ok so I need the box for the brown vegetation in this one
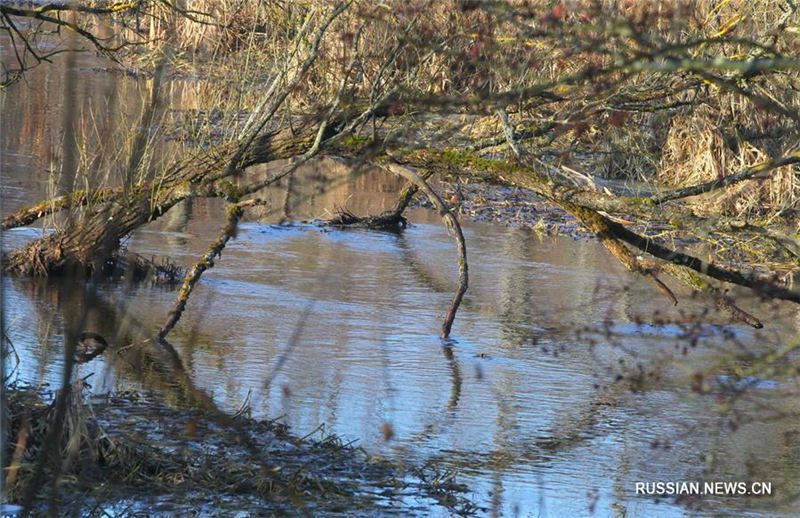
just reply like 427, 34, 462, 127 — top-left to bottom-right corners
3, 0, 800, 511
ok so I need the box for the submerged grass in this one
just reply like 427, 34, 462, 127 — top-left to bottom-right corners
4, 385, 477, 515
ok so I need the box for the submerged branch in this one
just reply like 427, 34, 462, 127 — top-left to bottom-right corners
384, 162, 468, 339
158, 199, 262, 340
325, 170, 433, 229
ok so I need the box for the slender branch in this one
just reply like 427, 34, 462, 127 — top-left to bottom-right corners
384, 162, 468, 339
468, 123, 557, 153
626, 56, 800, 75
158, 199, 262, 340
497, 108, 523, 159
225, 2, 351, 176
695, 70, 800, 122
651, 149, 800, 204
0, 5, 130, 60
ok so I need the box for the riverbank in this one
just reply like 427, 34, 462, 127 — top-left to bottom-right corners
4, 385, 476, 516
412, 176, 800, 279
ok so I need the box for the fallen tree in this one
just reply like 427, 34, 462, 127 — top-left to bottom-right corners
4, 0, 800, 336
7, 4, 800, 514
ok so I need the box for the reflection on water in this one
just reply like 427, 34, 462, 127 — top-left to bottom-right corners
3, 38, 800, 518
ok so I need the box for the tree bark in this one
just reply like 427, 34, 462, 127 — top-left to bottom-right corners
2, 122, 325, 276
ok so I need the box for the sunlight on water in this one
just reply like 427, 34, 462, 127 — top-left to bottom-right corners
4, 36, 800, 517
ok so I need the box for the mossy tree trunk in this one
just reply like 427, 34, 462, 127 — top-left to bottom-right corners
3, 122, 327, 276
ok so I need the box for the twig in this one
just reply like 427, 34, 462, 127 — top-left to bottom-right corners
639, 259, 763, 328
225, 2, 351, 177
497, 108, 523, 159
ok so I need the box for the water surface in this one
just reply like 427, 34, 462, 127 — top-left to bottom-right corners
3, 39, 800, 517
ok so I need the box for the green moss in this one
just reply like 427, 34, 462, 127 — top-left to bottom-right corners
441, 148, 469, 166
439, 148, 516, 175
628, 197, 656, 206
342, 134, 371, 151
214, 180, 238, 201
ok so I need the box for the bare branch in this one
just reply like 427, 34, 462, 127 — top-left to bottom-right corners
651, 149, 800, 204
158, 199, 263, 340
384, 162, 468, 339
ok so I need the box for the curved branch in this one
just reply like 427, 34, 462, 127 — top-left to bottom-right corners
595, 209, 800, 305
384, 162, 468, 339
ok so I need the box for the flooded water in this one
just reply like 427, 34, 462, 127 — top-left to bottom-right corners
4, 38, 800, 517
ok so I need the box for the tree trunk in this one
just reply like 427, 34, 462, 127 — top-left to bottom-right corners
3, 123, 325, 276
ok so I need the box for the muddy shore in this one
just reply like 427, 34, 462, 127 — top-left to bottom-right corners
4, 386, 476, 516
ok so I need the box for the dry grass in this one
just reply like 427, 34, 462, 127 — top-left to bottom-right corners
4, 385, 475, 514
18, 0, 800, 217
660, 98, 800, 216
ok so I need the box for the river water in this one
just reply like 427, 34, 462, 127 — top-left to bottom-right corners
3, 37, 800, 517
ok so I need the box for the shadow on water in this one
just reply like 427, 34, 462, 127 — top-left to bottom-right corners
9, 212, 800, 515
4, 39, 800, 517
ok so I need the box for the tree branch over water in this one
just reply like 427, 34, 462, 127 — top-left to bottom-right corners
3, 0, 800, 331
7, 2, 800, 514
